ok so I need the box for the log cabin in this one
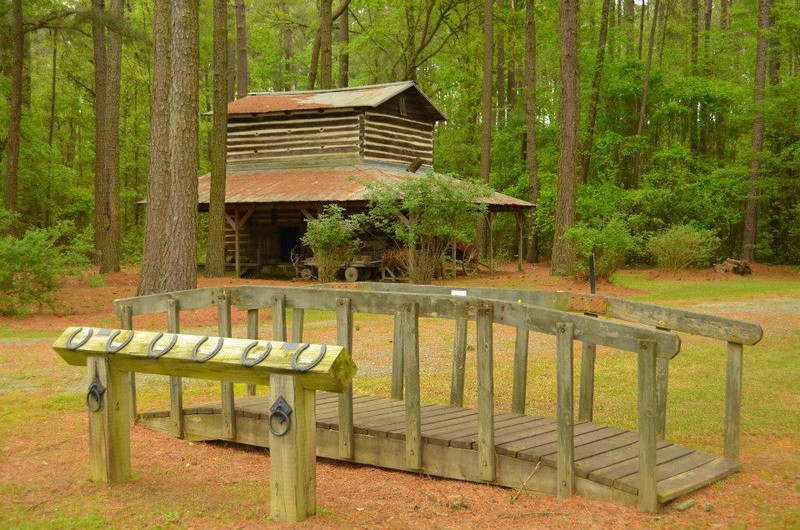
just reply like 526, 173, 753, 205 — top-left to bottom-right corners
196, 81, 533, 277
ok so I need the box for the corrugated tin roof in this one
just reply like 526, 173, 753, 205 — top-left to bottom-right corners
228, 81, 447, 122
197, 163, 532, 212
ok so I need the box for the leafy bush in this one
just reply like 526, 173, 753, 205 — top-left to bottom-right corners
564, 219, 635, 280
301, 205, 361, 283
647, 225, 720, 270
0, 211, 82, 315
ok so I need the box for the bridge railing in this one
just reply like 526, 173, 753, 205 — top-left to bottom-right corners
112, 284, 749, 512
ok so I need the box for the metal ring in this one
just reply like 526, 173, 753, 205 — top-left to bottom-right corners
241, 341, 272, 367
290, 343, 326, 372
268, 409, 291, 437
191, 336, 224, 363
86, 378, 106, 412
147, 332, 178, 358
105, 329, 134, 353
65, 327, 93, 351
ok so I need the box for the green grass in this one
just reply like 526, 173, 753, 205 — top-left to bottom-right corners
612, 271, 800, 303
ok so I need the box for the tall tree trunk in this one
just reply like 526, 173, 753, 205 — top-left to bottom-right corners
338, 5, 349, 87
235, 0, 248, 98
637, 0, 646, 59
524, 0, 539, 263
581, 0, 611, 184
319, 0, 333, 89
496, 13, 506, 124
478, 0, 494, 256
206, 0, 228, 278
139, 0, 171, 295
742, 0, 770, 262
551, 0, 579, 276
4, 0, 23, 218
99, 0, 123, 273
658, 0, 671, 67
690, 0, 700, 152
507, 0, 519, 109
281, 2, 294, 90
720, 0, 729, 30
92, 0, 108, 260
161, 0, 199, 292
624, 0, 635, 55
307, 29, 320, 89
632, 0, 660, 189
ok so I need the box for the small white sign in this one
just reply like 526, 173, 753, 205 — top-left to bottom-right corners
450, 289, 468, 297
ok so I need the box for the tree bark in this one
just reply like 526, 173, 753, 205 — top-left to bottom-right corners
206, 0, 228, 278
4, 0, 23, 217
161, 0, 199, 292
281, 2, 294, 90
632, 0, 660, 189
551, 0, 579, 276
478, 0, 494, 256
139, 0, 171, 295
92, 0, 108, 260
319, 0, 333, 89
742, 0, 770, 262
524, 0, 539, 263
496, 13, 506, 124
338, 5, 349, 87
235, 0, 248, 98
580, 0, 611, 184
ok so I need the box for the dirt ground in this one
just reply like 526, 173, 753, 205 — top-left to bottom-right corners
1, 263, 798, 528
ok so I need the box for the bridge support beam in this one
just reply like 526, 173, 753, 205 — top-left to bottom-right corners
637, 339, 659, 512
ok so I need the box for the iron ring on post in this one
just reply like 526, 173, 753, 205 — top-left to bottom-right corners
66, 327, 93, 351
241, 341, 272, 367
147, 332, 178, 358
290, 344, 326, 372
86, 377, 106, 412
269, 409, 291, 437
105, 329, 134, 353
191, 336, 224, 363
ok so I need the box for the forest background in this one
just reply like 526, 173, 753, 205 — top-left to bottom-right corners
1, 0, 798, 298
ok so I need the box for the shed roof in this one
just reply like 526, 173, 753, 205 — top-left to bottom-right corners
197, 162, 532, 213
228, 81, 447, 122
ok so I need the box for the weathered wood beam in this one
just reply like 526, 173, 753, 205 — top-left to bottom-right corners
403, 302, 422, 470
637, 339, 658, 513
337, 297, 354, 460
556, 322, 575, 498
477, 303, 495, 482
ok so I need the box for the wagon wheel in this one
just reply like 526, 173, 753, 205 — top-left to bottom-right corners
462, 246, 480, 276
299, 267, 315, 281
344, 266, 359, 282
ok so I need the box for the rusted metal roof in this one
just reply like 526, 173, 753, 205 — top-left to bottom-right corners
197, 163, 532, 212
228, 81, 447, 122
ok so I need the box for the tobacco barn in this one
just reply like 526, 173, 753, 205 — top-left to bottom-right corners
197, 81, 533, 277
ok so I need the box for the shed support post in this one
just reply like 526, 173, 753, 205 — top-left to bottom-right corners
514, 210, 524, 272
87, 356, 132, 483
637, 339, 659, 513
268, 373, 316, 522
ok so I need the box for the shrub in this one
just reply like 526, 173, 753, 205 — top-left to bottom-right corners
647, 224, 720, 270
301, 205, 361, 283
0, 211, 77, 315
564, 219, 635, 280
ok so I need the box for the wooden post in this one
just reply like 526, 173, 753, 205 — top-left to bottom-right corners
450, 317, 467, 407
476, 303, 495, 482
218, 291, 236, 440
391, 312, 404, 400
118, 304, 136, 422
246, 308, 258, 396
272, 294, 287, 342
514, 210, 524, 272
637, 338, 659, 513
724, 342, 743, 460
511, 327, 528, 414
486, 212, 496, 275
87, 356, 132, 483
337, 298, 354, 459
403, 302, 422, 470
167, 299, 183, 438
268, 373, 317, 522
292, 308, 305, 342
556, 322, 575, 498
578, 342, 596, 422
656, 356, 669, 440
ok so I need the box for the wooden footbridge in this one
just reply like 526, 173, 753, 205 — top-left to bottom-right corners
110, 283, 761, 513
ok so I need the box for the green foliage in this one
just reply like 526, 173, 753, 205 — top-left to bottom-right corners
647, 225, 720, 270
564, 219, 635, 280
301, 205, 361, 283
366, 172, 490, 284
0, 210, 88, 315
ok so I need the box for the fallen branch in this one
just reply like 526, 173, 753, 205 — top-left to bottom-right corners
511, 461, 541, 503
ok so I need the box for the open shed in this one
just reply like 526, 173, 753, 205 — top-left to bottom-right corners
198, 81, 533, 277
